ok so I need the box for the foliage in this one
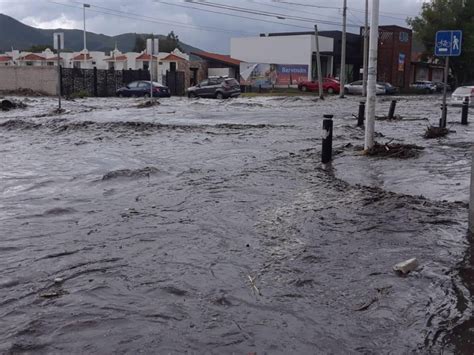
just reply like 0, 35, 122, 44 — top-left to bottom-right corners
160, 31, 182, 52
69, 90, 89, 99
407, 0, 474, 85
25, 44, 54, 53
133, 35, 146, 53
132, 31, 182, 53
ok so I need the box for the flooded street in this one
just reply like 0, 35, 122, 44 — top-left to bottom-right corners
1, 95, 473, 353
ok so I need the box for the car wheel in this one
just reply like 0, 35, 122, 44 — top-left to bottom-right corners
144, 93, 150, 98
188, 92, 196, 98
344, 88, 349, 95
216, 92, 224, 100
117, 93, 124, 98
327, 87, 334, 94
424, 88, 431, 94
301, 86, 308, 92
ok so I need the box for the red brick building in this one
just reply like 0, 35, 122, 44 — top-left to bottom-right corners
377, 25, 412, 89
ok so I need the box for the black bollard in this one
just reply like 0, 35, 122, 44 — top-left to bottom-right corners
357, 101, 365, 127
388, 100, 397, 119
440, 104, 448, 128
322, 114, 334, 164
462, 99, 469, 125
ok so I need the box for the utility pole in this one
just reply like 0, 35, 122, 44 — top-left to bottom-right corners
339, 0, 347, 98
314, 25, 324, 99
364, 0, 379, 151
83, 3, 90, 69
362, 0, 369, 97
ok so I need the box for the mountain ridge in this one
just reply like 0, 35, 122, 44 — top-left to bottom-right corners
0, 13, 202, 54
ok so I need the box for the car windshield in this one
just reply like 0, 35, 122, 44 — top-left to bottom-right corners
453, 87, 472, 95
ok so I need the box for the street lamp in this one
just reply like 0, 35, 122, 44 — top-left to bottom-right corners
83, 3, 90, 69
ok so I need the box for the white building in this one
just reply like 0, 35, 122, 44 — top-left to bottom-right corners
231, 33, 335, 80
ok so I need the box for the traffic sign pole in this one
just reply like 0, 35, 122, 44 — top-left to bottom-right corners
441, 56, 449, 128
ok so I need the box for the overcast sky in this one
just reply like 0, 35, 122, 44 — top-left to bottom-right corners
0, 0, 427, 52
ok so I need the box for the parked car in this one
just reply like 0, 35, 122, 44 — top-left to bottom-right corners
344, 80, 386, 95
187, 77, 241, 99
378, 82, 398, 95
451, 86, 474, 106
116, 81, 170, 98
409, 81, 437, 94
434, 81, 452, 93
297, 78, 341, 94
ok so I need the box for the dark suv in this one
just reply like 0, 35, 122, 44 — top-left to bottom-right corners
187, 77, 241, 99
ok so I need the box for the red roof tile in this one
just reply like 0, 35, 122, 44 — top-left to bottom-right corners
72, 53, 93, 61
104, 55, 128, 61
191, 51, 242, 66
161, 53, 186, 61
19, 53, 46, 61
0, 56, 12, 62
136, 53, 158, 61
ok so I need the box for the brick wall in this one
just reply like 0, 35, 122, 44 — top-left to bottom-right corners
0, 67, 57, 95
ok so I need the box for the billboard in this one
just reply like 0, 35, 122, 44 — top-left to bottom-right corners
398, 53, 406, 72
240, 63, 309, 88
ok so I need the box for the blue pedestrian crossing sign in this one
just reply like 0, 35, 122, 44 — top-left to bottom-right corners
435, 30, 462, 56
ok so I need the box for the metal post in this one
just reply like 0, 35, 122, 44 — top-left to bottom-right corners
322, 114, 334, 164
339, 0, 347, 98
314, 25, 324, 99
358, 101, 365, 126
83, 4, 90, 70
362, 0, 369, 97
441, 57, 449, 128
56, 35, 61, 111
462, 99, 469, 125
364, 0, 379, 150
470, 147, 474, 233
388, 100, 397, 119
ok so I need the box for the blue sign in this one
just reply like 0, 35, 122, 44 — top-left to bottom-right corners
435, 30, 462, 56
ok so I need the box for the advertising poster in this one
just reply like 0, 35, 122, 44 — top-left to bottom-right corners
240, 63, 309, 87
398, 53, 406, 72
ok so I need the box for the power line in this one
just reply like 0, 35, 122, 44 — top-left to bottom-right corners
49, 0, 254, 36
237, 0, 349, 23
173, 0, 361, 28
155, 1, 314, 30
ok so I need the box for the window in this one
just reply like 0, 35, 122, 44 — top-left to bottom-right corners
73, 61, 81, 69
138, 82, 150, 88
128, 82, 139, 88
159, 61, 163, 65
26, 61, 33, 66
143, 61, 149, 70
108, 62, 115, 70
200, 80, 209, 86
92, 61, 96, 65
47, 62, 54, 66
399, 32, 409, 43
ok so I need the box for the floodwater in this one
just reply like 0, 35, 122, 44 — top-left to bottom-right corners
0, 94, 472, 354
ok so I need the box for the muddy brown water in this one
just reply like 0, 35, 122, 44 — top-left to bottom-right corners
0, 95, 473, 353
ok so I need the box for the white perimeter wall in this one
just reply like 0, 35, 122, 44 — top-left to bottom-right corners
0, 67, 57, 95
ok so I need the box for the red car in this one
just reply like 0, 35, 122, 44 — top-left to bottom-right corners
298, 78, 341, 94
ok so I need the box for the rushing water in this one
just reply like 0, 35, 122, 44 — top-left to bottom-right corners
0, 95, 472, 353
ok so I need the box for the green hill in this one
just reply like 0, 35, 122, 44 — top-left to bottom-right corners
0, 13, 201, 54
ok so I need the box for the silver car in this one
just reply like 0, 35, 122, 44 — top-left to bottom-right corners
344, 80, 386, 95
451, 86, 474, 106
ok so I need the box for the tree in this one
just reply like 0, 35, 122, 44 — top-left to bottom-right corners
25, 44, 53, 53
133, 35, 146, 52
408, 0, 474, 85
159, 31, 182, 53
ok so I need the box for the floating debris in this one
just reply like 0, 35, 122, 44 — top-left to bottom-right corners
363, 141, 424, 159
424, 126, 450, 139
